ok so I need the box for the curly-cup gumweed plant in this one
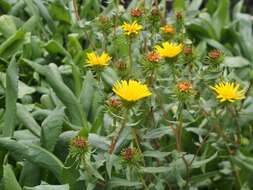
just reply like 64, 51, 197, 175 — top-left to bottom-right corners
0, 0, 253, 189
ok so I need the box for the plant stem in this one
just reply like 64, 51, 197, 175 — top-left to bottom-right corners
72, 0, 80, 21
138, 172, 148, 190
109, 108, 128, 154
128, 38, 133, 76
131, 128, 145, 166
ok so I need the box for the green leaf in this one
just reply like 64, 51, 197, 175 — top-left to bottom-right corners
44, 40, 69, 56
222, 56, 250, 68
0, 138, 64, 182
141, 166, 170, 173
24, 59, 88, 128
212, 0, 230, 39
232, 151, 253, 172
108, 177, 142, 188
173, 0, 185, 11
3, 56, 18, 137
23, 184, 69, 190
19, 161, 40, 187
3, 164, 22, 190
0, 30, 25, 59
79, 71, 95, 118
189, 0, 203, 11
106, 153, 118, 179
143, 127, 173, 139
16, 103, 41, 138
41, 107, 65, 152
0, 15, 17, 38
191, 152, 218, 169
33, 0, 56, 31
49, 3, 71, 24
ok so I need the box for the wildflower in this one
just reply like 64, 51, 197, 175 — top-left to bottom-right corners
146, 51, 160, 63
112, 80, 152, 102
121, 21, 142, 36
155, 42, 183, 58
121, 148, 142, 167
177, 81, 192, 93
131, 8, 142, 17
69, 136, 89, 161
161, 25, 175, 35
86, 52, 111, 67
210, 82, 245, 103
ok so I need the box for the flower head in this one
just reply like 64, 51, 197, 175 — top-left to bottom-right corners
121, 21, 142, 36
113, 80, 152, 102
86, 52, 111, 67
155, 42, 183, 58
210, 82, 245, 103
161, 25, 175, 35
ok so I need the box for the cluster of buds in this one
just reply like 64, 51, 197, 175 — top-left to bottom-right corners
121, 148, 142, 168
69, 136, 89, 162
146, 51, 160, 63
208, 49, 224, 64
131, 8, 142, 18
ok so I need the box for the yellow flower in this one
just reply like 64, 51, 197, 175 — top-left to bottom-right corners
113, 80, 152, 102
161, 25, 175, 35
210, 82, 245, 102
155, 42, 183, 58
86, 52, 111, 67
121, 21, 142, 36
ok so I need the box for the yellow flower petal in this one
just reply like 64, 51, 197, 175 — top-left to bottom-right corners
210, 82, 245, 103
155, 42, 183, 58
112, 80, 152, 102
86, 51, 111, 67
121, 21, 142, 36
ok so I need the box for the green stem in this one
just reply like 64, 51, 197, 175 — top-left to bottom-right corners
109, 108, 128, 154
128, 38, 133, 76
138, 172, 148, 190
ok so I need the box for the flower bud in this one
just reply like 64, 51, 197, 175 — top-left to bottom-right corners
131, 8, 142, 18
184, 47, 193, 56
146, 51, 160, 63
176, 11, 183, 21
69, 136, 89, 161
121, 148, 142, 167
177, 81, 192, 93
99, 15, 109, 25
115, 59, 127, 71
